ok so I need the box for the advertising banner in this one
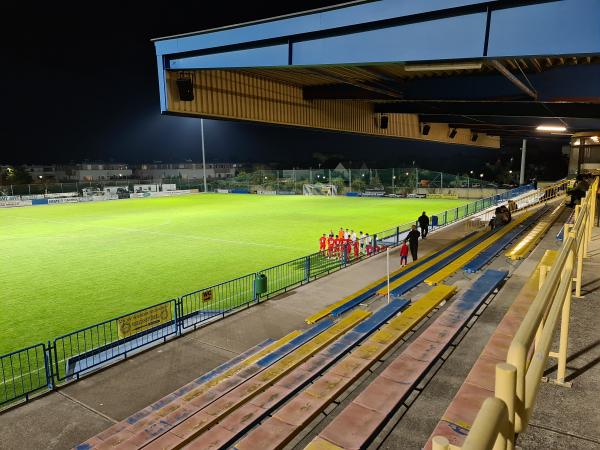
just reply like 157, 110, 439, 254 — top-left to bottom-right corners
117, 303, 173, 339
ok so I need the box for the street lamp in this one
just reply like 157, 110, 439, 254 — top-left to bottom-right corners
480, 173, 484, 178
470, 170, 474, 175
38, 175, 42, 180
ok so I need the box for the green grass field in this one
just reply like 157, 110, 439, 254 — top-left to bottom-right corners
0, 194, 467, 354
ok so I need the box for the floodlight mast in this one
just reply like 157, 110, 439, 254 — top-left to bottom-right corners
201, 118, 208, 193
520, 139, 527, 185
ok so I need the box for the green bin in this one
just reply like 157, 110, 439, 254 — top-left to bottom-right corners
255, 274, 268, 295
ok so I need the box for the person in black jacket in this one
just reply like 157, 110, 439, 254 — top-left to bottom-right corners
417, 211, 430, 239
404, 225, 421, 261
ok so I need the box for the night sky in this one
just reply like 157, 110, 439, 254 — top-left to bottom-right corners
0, 2, 567, 178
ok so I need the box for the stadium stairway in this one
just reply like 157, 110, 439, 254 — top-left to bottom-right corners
424, 252, 557, 449
505, 202, 565, 260
75, 334, 303, 447
207, 285, 456, 450
423, 209, 536, 286
304, 269, 508, 450
77, 309, 377, 449
304, 232, 478, 324
462, 205, 551, 272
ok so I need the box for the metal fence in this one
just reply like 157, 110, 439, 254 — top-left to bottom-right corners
179, 275, 255, 331
0, 344, 49, 406
0, 167, 502, 197
0, 183, 536, 409
52, 299, 178, 381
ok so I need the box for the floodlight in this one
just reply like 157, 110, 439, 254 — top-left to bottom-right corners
536, 125, 567, 132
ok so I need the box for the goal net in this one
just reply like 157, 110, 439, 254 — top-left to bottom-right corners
303, 184, 337, 196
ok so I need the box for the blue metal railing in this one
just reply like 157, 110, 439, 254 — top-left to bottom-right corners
0, 183, 534, 408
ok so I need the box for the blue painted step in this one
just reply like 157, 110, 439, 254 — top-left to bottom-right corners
463, 207, 548, 273
220, 299, 410, 448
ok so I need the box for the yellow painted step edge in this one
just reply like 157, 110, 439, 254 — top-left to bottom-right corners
171, 310, 371, 448
506, 204, 564, 260
305, 236, 469, 324
425, 211, 534, 286
302, 285, 457, 450
181, 330, 302, 402
376, 232, 483, 296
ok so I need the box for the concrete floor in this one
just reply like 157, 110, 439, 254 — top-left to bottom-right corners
2, 210, 599, 450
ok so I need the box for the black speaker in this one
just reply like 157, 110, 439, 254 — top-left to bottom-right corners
380, 115, 389, 129
421, 123, 431, 135
176, 77, 194, 101
448, 128, 457, 139
471, 132, 478, 142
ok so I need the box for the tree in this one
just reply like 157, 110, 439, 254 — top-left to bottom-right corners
3, 166, 32, 185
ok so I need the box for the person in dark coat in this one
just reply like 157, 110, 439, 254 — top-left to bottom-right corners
404, 225, 421, 262
417, 211, 430, 239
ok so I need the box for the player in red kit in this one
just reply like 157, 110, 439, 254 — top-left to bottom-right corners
327, 234, 335, 258
334, 235, 341, 257
319, 234, 327, 254
353, 238, 360, 259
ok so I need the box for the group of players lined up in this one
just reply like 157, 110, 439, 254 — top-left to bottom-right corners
319, 228, 387, 260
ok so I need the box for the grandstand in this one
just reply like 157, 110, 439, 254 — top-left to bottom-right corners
2, 1, 600, 449
3, 176, 598, 450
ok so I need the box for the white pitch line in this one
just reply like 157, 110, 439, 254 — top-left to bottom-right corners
1, 215, 299, 251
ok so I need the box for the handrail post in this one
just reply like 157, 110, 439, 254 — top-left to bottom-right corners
555, 249, 574, 386
431, 436, 450, 450
507, 342, 527, 433
495, 363, 517, 450
535, 265, 548, 351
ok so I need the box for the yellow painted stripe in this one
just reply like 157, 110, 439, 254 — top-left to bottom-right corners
182, 330, 302, 401
171, 310, 371, 447
506, 204, 564, 260
301, 285, 457, 450
376, 232, 484, 296
425, 211, 534, 286
304, 237, 467, 325
304, 437, 344, 450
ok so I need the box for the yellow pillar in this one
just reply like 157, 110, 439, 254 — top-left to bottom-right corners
495, 363, 517, 450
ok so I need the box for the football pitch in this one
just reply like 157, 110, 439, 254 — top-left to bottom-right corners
0, 194, 467, 354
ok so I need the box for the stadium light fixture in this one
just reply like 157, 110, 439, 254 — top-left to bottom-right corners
536, 125, 567, 132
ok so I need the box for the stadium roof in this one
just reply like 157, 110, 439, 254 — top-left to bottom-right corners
153, 0, 600, 147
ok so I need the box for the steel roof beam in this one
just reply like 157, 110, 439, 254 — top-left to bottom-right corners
489, 59, 538, 99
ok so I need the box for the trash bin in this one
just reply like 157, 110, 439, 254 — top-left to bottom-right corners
254, 274, 268, 295
431, 215, 439, 227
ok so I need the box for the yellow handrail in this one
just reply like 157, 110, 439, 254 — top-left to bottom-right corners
438, 176, 598, 450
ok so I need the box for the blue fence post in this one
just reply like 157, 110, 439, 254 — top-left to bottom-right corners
373, 234, 378, 254
45, 341, 54, 390
455, 207, 459, 221
444, 210, 448, 225
395, 227, 399, 246
174, 299, 181, 336
253, 274, 258, 302
304, 256, 310, 282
